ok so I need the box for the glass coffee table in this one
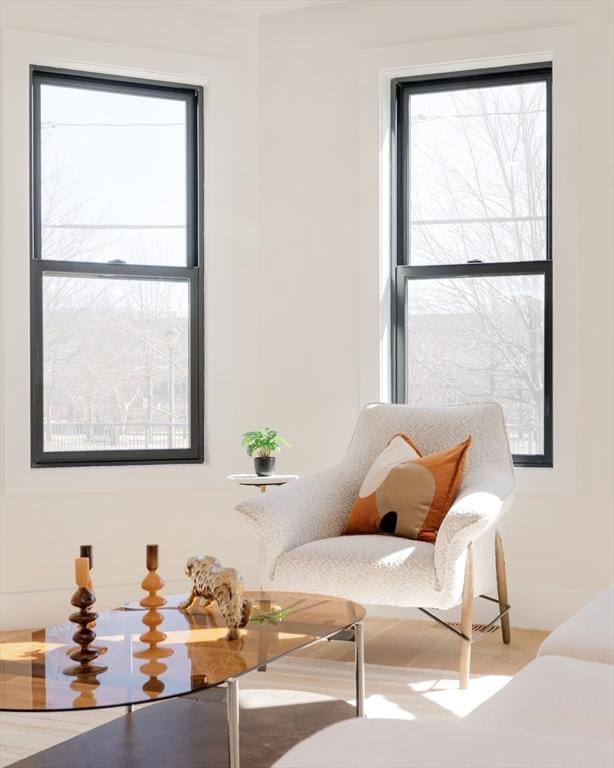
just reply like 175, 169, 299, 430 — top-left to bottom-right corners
0, 591, 365, 768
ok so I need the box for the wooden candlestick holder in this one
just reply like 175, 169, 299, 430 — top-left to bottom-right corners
79, 545, 97, 631
66, 549, 106, 659
139, 545, 166, 614
134, 545, 173, 659
64, 574, 107, 676
80, 545, 93, 573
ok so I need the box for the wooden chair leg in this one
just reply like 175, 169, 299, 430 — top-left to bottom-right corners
495, 531, 511, 645
459, 543, 473, 690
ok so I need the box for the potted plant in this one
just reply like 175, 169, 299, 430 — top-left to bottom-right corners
242, 428, 290, 477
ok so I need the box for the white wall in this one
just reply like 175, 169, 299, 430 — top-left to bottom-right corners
258, 0, 614, 628
0, 1, 263, 629
1, 0, 612, 632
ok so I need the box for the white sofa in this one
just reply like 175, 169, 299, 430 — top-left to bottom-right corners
538, 584, 614, 665
273, 587, 614, 768
274, 718, 613, 768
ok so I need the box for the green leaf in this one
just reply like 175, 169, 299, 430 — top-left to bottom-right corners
241, 427, 291, 456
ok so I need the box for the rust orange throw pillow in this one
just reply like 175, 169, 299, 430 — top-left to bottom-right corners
342, 434, 471, 543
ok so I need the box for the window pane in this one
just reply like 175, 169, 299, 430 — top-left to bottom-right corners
40, 85, 186, 266
405, 274, 545, 455
43, 275, 190, 451
409, 82, 547, 264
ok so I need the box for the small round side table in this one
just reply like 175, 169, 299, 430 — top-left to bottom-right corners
227, 473, 298, 493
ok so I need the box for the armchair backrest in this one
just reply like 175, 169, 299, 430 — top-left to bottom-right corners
343, 402, 514, 498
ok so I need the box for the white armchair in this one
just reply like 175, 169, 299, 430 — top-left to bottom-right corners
237, 403, 515, 687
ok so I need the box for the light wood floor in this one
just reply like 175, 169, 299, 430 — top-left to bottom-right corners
298, 617, 548, 676
0, 619, 547, 767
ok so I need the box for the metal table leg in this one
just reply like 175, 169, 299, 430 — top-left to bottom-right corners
354, 621, 365, 718
126, 703, 134, 714
226, 677, 240, 768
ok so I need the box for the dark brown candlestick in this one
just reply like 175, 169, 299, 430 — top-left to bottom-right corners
146, 544, 159, 571
63, 585, 107, 676
80, 545, 93, 569
77, 549, 96, 631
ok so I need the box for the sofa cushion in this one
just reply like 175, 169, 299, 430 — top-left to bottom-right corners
538, 586, 614, 665
272, 534, 440, 607
273, 718, 613, 768
342, 436, 471, 542
468, 655, 614, 743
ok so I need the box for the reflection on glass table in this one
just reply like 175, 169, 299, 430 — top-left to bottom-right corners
0, 591, 366, 768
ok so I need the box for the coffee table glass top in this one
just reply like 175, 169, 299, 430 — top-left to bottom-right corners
0, 591, 365, 712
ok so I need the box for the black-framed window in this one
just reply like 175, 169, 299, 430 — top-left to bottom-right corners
391, 63, 552, 467
30, 67, 204, 467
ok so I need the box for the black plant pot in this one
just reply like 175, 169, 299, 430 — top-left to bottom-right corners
254, 456, 276, 477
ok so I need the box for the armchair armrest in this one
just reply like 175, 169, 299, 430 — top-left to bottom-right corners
236, 464, 359, 581
434, 479, 513, 595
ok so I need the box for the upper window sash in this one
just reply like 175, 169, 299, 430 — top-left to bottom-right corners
31, 66, 202, 270
392, 63, 552, 270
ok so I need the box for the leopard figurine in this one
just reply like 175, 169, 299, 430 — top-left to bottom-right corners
179, 555, 252, 640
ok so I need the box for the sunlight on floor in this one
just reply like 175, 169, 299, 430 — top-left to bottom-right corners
411, 673, 512, 718
353, 672, 511, 719
241, 658, 513, 723
362, 694, 417, 720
